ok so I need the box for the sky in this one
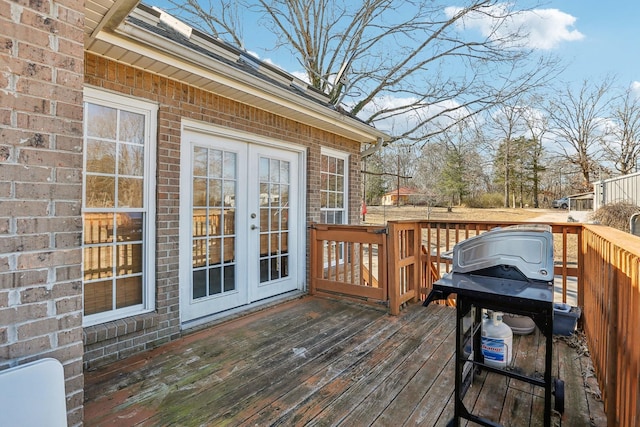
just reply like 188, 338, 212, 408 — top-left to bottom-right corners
536, 1, 639, 91
149, 1, 640, 93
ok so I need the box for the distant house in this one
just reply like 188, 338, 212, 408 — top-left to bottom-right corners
381, 187, 422, 206
1, 0, 388, 423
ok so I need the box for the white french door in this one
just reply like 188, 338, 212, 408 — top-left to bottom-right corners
180, 128, 302, 324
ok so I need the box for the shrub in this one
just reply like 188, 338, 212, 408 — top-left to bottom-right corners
592, 202, 640, 232
466, 193, 504, 208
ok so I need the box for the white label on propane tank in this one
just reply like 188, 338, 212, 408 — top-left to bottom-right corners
482, 337, 508, 363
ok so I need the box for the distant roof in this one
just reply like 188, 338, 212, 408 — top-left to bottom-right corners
383, 187, 421, 197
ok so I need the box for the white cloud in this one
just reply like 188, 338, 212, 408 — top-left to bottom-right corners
631, 81, 640, 97
445, 3, 584, 50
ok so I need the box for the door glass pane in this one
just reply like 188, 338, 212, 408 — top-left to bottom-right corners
258, 156, 290, 283
191, 145, 237, 300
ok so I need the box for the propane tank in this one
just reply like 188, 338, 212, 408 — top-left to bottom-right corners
481, 311, 513, 369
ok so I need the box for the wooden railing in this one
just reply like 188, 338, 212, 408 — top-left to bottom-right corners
581, 224, 640, 427
309, 223, 388, 307
310, 219, 640, 427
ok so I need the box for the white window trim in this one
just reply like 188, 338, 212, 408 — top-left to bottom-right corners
82, 87, 158, 327
320, 147, 349, 225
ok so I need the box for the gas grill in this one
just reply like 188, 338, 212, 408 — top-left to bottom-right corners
425, 224, 563, 427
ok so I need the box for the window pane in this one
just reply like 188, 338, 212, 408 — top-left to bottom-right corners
119, 110, 144, 144
193, 270, 206, 299
118, 177, 143, 208
84, 280, 113, 315
260, 183, 269, 207
86, 140, 116, 173
223, 181, 235, 207
84, 246, 113, 280
193, 147, 207, 176
209, 238, 221, 265
223, 209, 235, 235
270, 159, 280, 182
87, 103, 116, 139
209, 267, 222, 295
117, 213, 143, 242
260, 208, 269, 231
223, 237, 235, 262
193, 209, 207, 237
116, 276, 142, 308
260, 233, 268, 256
280, 161, 290, 184
208, 149, 222, 178
193, 178, 207, 207
281, 255, 289, 278
223, 265, 235, 292
208, 209, 222, 236
86, 175, 115, 208
260, 259, 269, 283
336, 158, 344, 174
208, 179, 222, 207
281, 232, 289, 253
118, 143, 144, 176
223, 152, 236, 179
117, 243, 142, 275
259, 157, 269, 181
84, 213, 114, 244
192, 239, 206, 268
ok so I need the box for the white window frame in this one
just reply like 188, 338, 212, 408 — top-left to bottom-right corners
82, 87, 157, 327
320, 147, 349, 225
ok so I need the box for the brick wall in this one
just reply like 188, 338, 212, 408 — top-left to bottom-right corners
0, 0, 85, 425
83, 53, 363, 368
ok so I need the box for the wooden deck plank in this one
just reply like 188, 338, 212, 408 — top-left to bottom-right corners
83, 297, 606, 427
240, 304, 443, 426
140, 303, 385, 425
335, 308, 454, 426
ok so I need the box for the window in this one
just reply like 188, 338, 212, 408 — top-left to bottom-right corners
320, 148, 349, 224
82, 88, 157, 326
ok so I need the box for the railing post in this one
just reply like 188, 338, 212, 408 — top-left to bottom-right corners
309, 224, 317, 296
387, 222, 400, 315
412, 221, 421, 304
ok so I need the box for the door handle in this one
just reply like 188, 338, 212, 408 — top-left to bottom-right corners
251, 224, 260, 230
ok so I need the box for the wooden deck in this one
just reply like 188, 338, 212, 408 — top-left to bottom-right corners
84, 296, 606, 426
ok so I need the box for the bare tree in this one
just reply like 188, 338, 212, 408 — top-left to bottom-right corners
486, 97, 528, 207
168, 0, 562, 145
546, 79, 614, 188
603, 86, 640, 175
